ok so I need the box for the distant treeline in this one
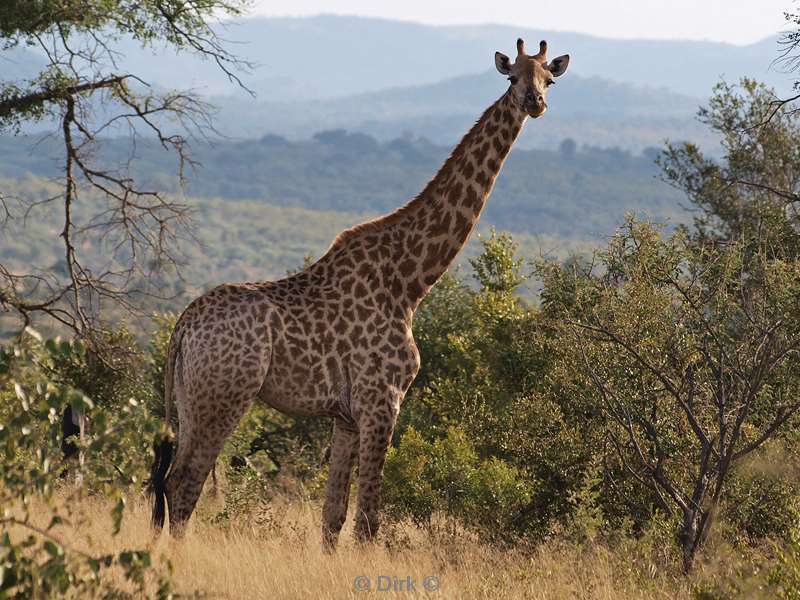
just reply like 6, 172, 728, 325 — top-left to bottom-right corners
0, 131, 684, 239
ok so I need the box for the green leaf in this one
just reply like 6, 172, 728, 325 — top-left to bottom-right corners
88, 558, 100, 574
59, 340, 72, 358
111, 497, 125, 535
45, 338, 58, 354
43, 540, 62, 557
0, 564, 18, 591
69, 390, 94, 413
47, 515, 63, 531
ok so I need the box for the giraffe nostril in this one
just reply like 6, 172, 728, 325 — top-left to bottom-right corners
525, 92, 544, 107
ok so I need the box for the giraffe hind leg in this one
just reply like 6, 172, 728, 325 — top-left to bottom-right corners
164, 309, 273, 535
165, 391, 256, 536
165, 434, 222, 535
322, 420, 359, 551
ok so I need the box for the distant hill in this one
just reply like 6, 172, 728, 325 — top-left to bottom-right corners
96, 15, 792, 100
208, 69, 714, 152
6, 15, 787, 151
0, 175, 588, 299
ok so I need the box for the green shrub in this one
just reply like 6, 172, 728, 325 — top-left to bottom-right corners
383, 427, 531, 539
0, 329, 171, 598
722, 441, 800, 546
768, 534, 800, 599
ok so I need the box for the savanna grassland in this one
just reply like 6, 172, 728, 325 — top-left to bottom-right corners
6, 3, 800, 599
8, 488, 754, 600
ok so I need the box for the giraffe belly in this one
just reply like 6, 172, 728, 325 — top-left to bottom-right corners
256, 371, 344, 419
253, 305, 352, 419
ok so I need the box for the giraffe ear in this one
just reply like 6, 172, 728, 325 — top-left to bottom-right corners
495, 52, 512, 75
547, 54, 570, 77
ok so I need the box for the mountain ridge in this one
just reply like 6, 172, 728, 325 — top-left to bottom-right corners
4, 15, 790, 100
4, 15, 786, 151
207, 68, 714, 152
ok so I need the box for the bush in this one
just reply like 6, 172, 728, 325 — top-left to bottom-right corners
383, 427, 531, 539
0, 329, 171, 598
768, 535, 800, 599
723, 441, 800, 546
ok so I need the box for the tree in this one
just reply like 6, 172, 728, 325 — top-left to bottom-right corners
543, 218, 800, 572
559, 138, 577, 159
396, 232, 594, 538
659, 79, 800, 251
0, 0, 251, 341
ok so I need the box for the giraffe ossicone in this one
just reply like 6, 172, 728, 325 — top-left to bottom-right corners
148, 37, 570, 548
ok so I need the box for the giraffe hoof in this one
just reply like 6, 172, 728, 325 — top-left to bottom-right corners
322, 532, 339, 553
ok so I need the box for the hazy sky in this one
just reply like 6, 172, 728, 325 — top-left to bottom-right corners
251, 0, 793, 45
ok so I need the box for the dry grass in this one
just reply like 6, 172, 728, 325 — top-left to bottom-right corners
8, 488, 710, 600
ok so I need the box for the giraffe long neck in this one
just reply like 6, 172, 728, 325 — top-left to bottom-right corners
392, 90, 528, 311
304, 89, 528, 319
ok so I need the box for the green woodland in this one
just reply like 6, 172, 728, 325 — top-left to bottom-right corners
4, 1, 800, 597
0, 132, 681, 332
0, 131, 682, 238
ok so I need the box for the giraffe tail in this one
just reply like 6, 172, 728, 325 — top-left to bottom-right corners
147, 323, 182, 531
148, 437, 174, 531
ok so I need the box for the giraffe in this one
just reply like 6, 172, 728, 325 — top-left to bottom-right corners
148, 37, 570, 548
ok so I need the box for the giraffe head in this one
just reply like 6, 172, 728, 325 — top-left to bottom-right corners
495, 38, 570, 118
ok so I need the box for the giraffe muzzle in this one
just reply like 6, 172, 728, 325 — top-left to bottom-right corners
524, 93, 547, 118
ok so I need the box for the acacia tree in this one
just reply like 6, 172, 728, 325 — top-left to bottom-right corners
541, 219, 800, 573
0, 0, 252, 340
526, 72, 800, 575
542, 79, 800, 572
659, 79, 800, 250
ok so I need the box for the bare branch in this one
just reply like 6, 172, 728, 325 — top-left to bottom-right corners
0, 76, 129, 116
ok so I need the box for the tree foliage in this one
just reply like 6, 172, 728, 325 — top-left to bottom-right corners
659, 79, 800, 249
0, 0, 250, 342
544, 218, 800, 572
0, 328, 171, 597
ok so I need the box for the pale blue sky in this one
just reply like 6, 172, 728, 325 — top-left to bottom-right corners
251, 0, 793, 45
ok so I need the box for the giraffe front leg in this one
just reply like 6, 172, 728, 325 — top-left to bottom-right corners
322, 419, 359, 551
353, 398, 400, 543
